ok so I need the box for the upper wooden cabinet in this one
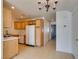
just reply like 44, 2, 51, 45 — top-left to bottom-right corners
28, 20, 36, 25
36, 20, 41, 27
3, 7, 12, 27
14, 20, 36, 30
20, 22, 25, 29
14, 21, 25, 30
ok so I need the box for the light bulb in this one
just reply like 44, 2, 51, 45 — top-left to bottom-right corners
11, 6, 15, 9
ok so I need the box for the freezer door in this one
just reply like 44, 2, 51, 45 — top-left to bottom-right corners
26, 25, 35, 45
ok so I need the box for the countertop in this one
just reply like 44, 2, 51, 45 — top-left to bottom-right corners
3, 36, 19, 41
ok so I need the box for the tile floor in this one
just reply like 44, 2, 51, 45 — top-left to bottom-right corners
12, 39, 74, 59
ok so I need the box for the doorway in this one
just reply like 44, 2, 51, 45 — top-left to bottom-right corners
51, 24, 56, 40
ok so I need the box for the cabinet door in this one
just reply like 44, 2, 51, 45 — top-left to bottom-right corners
36, 20, 43, 47
3, 39, 18, 59
20, 22, 25, 29
3, 8, 12, 27
14, 22, 25, 30
36, 20, 41, 27
14, 22, 21, 29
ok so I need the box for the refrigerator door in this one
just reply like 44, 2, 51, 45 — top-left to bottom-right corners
26, 25, 35, 45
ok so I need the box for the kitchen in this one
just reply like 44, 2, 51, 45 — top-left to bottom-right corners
3, 1, 49, 59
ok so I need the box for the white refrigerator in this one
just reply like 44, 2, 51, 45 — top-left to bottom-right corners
26, 25, 36, 46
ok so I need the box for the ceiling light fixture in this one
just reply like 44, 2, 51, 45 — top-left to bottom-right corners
11, 6, 15, 9
38, 0, 58, 12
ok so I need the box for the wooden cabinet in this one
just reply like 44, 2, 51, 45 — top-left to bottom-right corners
14, 22, 21, 29
14, 21, 25, 30
14, 20, 36, 30
3, 7, 12, 28
36, 20, 41, 27
36, 19, 44, 47
20, 22, 25, 29
27, 20, 36, 25
3, 37, 18, 59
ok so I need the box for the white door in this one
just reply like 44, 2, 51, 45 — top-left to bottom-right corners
56, 11, 72, 53
26, 25, 35, 45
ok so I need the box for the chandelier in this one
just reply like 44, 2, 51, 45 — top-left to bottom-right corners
37, 0, 58, 12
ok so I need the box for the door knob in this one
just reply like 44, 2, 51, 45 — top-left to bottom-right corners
64, 25, 67, 27
75, 39, 78, 41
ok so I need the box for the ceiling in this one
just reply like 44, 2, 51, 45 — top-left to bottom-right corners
4, 0, 77, 21
56, 0, 77, 13
4, 0, 57, 21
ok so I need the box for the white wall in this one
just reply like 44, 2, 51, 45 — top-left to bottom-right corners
72, 6, 78, 59
56, 11, 73, 53
44, 20, 50, 46
49, 23, 51, 40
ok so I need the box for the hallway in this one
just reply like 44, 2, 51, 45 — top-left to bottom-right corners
12, 40, 73, 59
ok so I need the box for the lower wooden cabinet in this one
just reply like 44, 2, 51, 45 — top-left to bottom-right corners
3, 37, 18, 59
